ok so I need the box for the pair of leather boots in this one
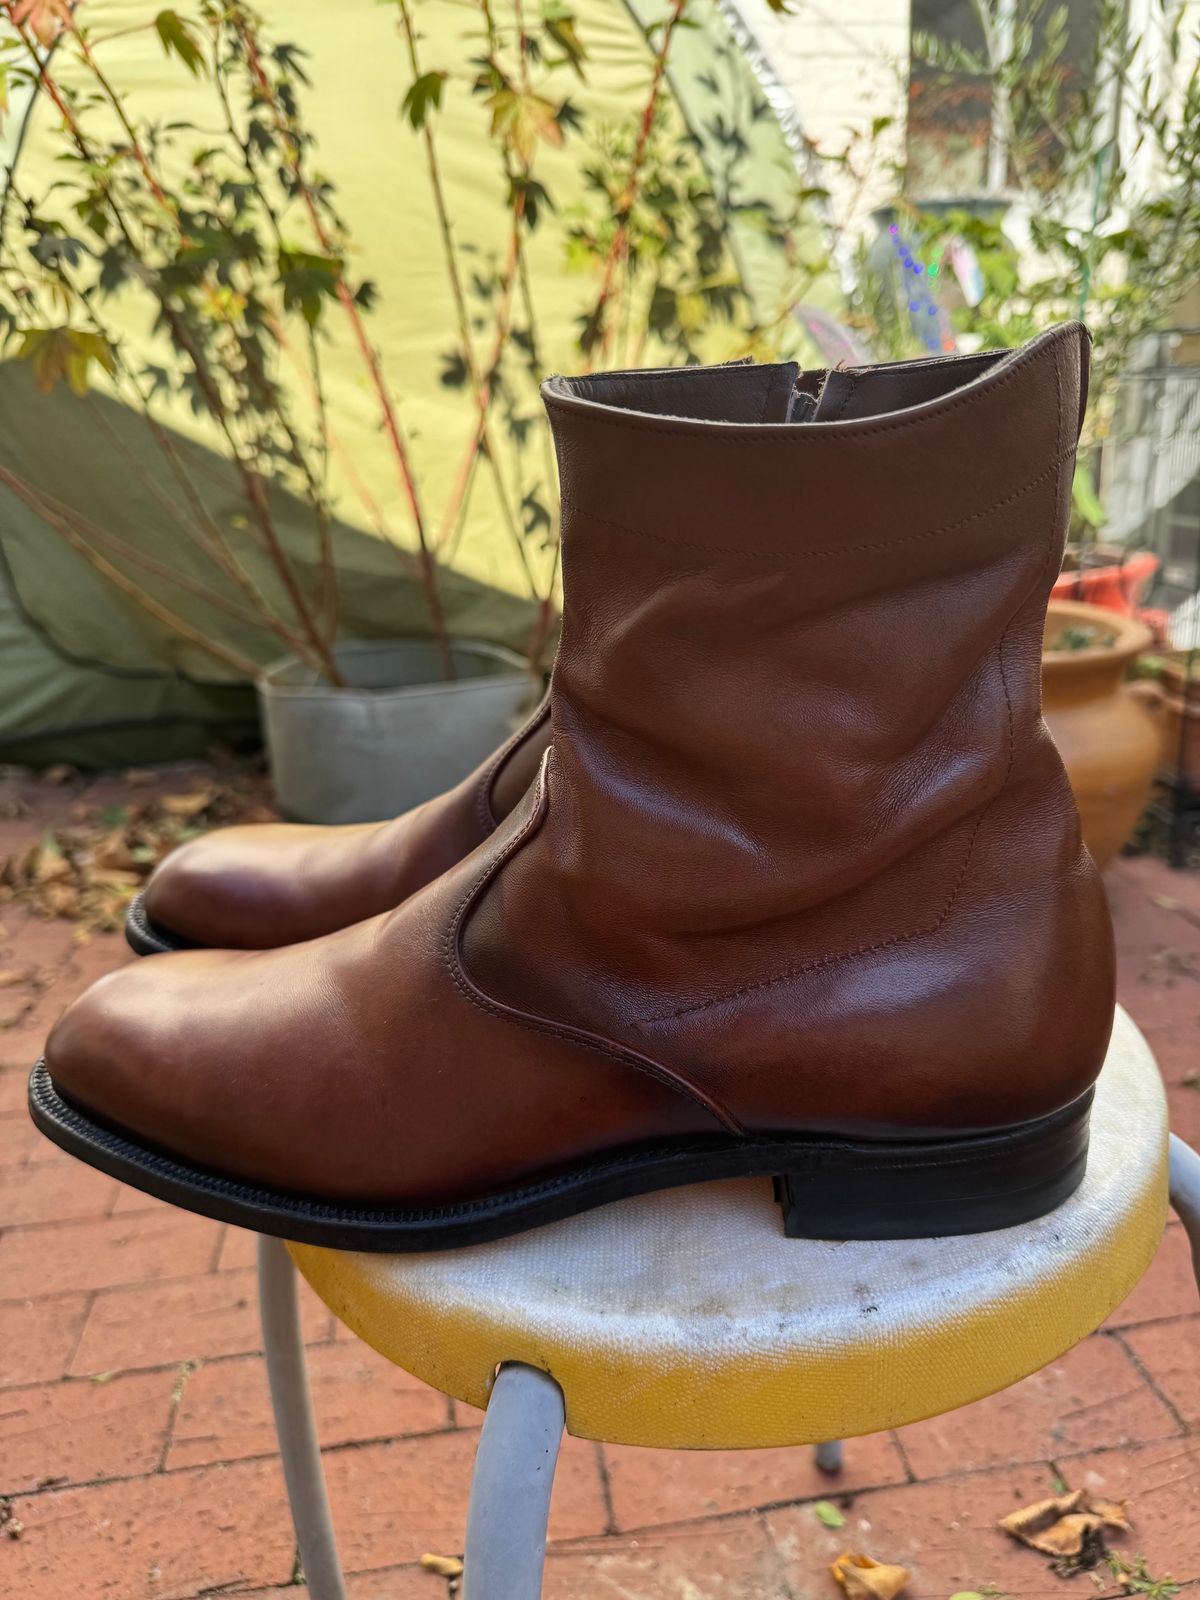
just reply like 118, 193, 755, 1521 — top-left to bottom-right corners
31, 324, 1115, 1250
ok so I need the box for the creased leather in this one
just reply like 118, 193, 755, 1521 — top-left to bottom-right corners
464, 323, 1115, 1135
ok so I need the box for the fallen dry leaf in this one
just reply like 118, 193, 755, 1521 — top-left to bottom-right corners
88, 828, 140, 873
160, 789, 216, 818
0, 774, 277, 935
0, 968, 33, 989
999, 1488, 1129, 1564
831, 1552, 911, 1600
419, 1553, 464, 1577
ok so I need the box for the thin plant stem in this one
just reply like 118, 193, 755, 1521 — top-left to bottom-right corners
231, 7, 454, 678
434, 199, 526, 558
395, 0, 532, 594
7, 12, 346, 682
83, 398, 311, 640
0, 463, 261, 676
582, 0, 686, 371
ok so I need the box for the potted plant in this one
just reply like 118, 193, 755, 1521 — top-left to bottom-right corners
1041, 601, 1163, 868
1134, 651, 1200, 793
0, 0, 824, 818
0, 0, 550, 819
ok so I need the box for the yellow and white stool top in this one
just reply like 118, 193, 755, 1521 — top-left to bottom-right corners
292, 1006, 1169, 1450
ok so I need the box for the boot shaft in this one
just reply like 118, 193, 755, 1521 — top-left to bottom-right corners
538, 327, 1087, 945
462, 326, 1113, 1135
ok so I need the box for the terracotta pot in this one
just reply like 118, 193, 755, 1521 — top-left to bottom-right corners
1150, 656, 1200, 789
1041, 600, 1162, 868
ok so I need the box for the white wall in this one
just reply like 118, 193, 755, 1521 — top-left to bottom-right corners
736, 0, 912, 239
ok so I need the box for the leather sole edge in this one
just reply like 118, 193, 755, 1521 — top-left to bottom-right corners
27, 1061, 1092, 1250
124, 891, 192, 957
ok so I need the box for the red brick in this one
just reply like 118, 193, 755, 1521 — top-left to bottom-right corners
1142, 1026, 1200, 1087
450, 1395, 485, 1429
321, 1431, 608, 1572
897, 1332, 1180, 1478
71, 1266, 334, 1376
602, 1430, 907, 1533
0, 1294, 89, 1388
1119, 1315, 1200, 1430
1119, 964, 1200, 1032
0, 1107, 45, 1167
343, 1570, 457, 1600
1066, 1436, 1200, 1582
543, 1516, 786, 1599
1167, 1080, 1200, 1146
0, 1452, 296, 1599
229, 1569, 438, 1600
1105, 1221, 1199, 1327
767, 1461, 1075, 1599
0, 1160, 118, 1227
0, 1209, 218, 1298
168, 1342, 451, 1469
1110, 856, 1200, 950
109, 1180, 175, 1216
0, 1061, 30, 1117
0, 1368, 176, 1491
216, 1223, 259, 1272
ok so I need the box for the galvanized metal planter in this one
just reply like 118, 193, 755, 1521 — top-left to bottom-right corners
258, 640, 535, 823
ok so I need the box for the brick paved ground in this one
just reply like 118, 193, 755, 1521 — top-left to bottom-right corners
0, 767, 1197, 1599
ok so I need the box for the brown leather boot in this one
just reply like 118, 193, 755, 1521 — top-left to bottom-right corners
32, 325, 1114, 1247
126, 701, 550, 954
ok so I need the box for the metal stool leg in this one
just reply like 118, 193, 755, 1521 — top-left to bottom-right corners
462, 1363, 565, 1600
814, 1440, 844, 1474
1168, 1133, 1200, 1295
257, 1235, 347, 1600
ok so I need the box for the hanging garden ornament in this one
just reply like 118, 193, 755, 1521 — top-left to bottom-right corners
887, 221, 951, 354
948, 237, 986, 308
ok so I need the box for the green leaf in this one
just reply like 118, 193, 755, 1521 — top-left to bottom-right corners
485, 87, 565, 161
154, 10, 207, 78
401, 70, 447, 130
1071, 460, 1106, 528
16, 327, 115, 397
813, 1501, 845, 1529
544, 12, 588, 79
277, 247, 343, 326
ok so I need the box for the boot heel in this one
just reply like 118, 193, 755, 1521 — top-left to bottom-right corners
774, 1091, 1093, 1240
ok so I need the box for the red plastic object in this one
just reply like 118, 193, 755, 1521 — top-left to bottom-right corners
1051, 551, 1159, 616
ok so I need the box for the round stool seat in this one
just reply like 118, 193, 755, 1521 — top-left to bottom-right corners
291, 1006, 1169, 1449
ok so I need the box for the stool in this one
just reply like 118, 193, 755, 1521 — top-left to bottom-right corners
255, 1006, 1200, 1600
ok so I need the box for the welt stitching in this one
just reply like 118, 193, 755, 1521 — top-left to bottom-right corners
640, 385, 1072, 1028
445, 759, 738, 1132
543, 326, 1076, 443
639, 801, 994, 1025
562, 444, 1076, 563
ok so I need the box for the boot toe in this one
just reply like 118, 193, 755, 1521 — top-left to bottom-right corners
143, 829, 305, 949
44, 953, 239, 1167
